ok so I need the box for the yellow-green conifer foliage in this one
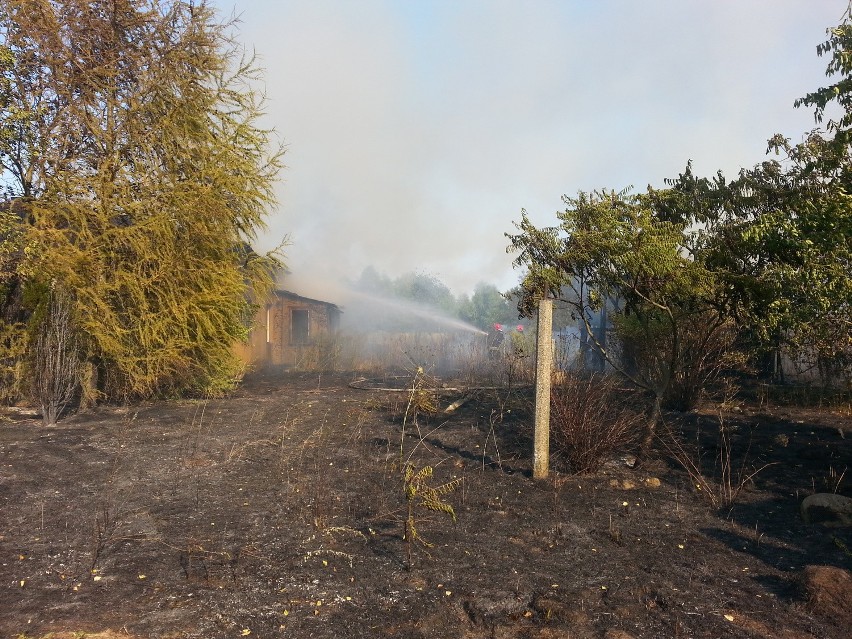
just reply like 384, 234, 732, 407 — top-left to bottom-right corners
0, 0, 282, 400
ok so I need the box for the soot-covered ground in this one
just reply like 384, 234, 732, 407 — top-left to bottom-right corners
0, 371, 850, 638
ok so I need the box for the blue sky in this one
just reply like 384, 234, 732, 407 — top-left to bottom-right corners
211, 0, 847, 299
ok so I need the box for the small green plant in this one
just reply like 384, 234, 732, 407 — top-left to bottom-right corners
402, 462, 460, 569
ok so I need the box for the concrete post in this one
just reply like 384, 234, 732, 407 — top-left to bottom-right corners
533, 295, 553, 479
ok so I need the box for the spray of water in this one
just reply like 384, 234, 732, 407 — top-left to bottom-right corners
342, 289, 487, 335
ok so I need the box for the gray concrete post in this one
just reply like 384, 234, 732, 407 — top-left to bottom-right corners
533, 295, 553, 479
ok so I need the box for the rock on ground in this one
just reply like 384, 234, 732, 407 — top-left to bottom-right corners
798, 564, 852, 625
800, 493, 852, 527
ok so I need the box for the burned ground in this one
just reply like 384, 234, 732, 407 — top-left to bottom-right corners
0, 371, 850, 638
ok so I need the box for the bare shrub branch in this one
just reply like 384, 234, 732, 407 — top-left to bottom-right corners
549, 372, 642, 474
31, 283, 80, 426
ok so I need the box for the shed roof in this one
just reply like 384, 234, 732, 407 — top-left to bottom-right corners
274, 289, 342, 312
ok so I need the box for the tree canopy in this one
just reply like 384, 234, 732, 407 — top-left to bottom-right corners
457, 282, 514, 332
509, 5, 852, 413
0, 0, 283, 405
508, 188, 735, 458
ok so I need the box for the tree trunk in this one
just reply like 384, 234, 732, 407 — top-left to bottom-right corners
42, 402, 58, 427
640, 394, 662, 458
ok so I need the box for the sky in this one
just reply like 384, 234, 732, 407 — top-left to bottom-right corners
211, 0, 847, 300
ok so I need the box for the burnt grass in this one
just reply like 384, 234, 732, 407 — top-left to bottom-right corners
1, 371, 850, 639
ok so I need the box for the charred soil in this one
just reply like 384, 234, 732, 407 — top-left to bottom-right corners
1, 372, 850, 638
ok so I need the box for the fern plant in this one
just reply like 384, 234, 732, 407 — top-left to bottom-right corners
402, 462, 461, 569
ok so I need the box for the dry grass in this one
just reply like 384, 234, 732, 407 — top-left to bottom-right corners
661, 413, 775, 512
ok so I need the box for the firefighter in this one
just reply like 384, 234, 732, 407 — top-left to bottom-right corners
488, 323, 504, 359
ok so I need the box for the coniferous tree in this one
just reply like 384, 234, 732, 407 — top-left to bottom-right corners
0, 0, 283, 404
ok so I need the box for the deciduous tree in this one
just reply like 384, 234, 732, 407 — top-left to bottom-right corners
662, 6, 852, 385
458, 282, 512, 331
507, 189, 734, 453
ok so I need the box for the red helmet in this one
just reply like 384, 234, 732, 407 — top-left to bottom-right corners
516, 325, 524, 332
493, 323, 503, 331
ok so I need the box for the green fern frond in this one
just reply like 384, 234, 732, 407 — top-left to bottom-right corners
403, 461, 433, 483
433, 478, 462, 496
402, 461, 462, 566
420, 498, 457, 521
412, 465, 433, 483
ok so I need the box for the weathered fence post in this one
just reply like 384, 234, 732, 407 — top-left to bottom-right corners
533, 290, 553, 479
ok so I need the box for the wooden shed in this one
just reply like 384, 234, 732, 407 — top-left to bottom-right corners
237, 289, 342, 369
